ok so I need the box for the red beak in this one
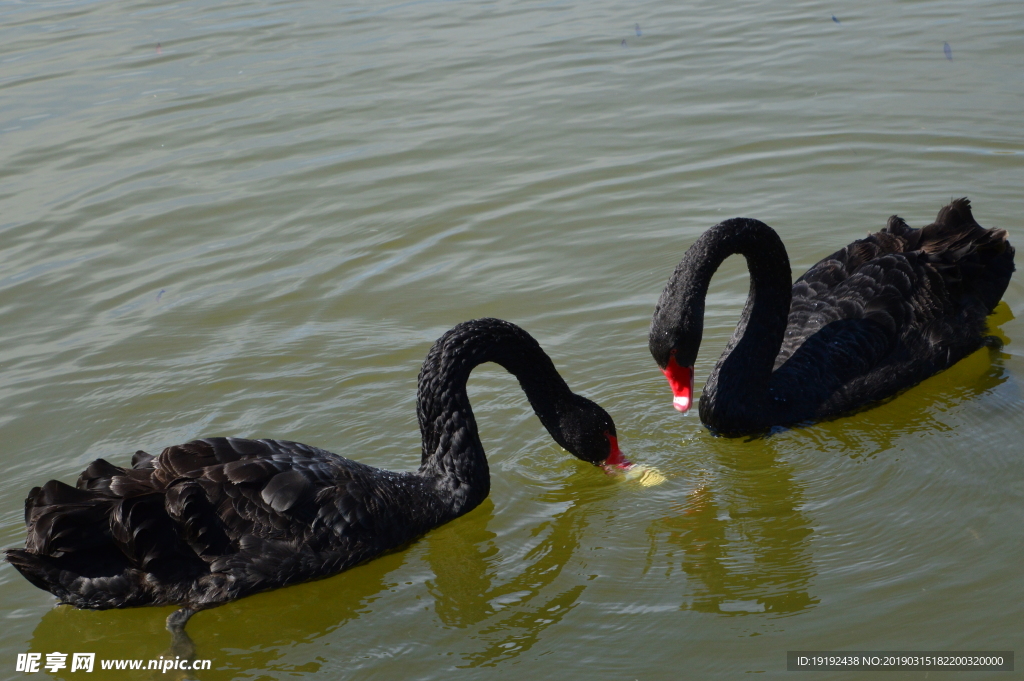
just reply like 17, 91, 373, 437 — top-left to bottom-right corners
662, 356, 694, 413
602, 433, 631, 469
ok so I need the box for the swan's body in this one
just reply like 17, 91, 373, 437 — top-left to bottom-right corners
7, 319, 622, 624
650, 199, 1014, 435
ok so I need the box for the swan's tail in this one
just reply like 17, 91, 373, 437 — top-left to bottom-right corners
886, 198, 1015, 314
5, 461, 209, 609
922, 198, 1014, 313
4, 478, 138, 608
5, 548, 75, 601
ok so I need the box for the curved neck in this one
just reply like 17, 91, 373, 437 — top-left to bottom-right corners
652, 218, 792, 427
415, 318, 575, 516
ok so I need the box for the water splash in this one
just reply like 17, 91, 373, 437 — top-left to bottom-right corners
622, 464, 667, 487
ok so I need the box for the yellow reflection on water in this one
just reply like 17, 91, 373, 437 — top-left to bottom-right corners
28, 549, 409, 680
424, 467, 618, 668
644, 440, 817, 617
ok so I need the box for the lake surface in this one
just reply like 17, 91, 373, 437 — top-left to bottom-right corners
2, 0, 1022, 678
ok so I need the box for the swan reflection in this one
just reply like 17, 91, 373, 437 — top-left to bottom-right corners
645, 442, 817, 616
425, 466, 615, 667
27, 549, 407, 680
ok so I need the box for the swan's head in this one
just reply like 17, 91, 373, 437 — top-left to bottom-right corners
650, 289, 701, 415
555, 396, 628, 469
649, 336, 696, 414
662, 352, 694, 413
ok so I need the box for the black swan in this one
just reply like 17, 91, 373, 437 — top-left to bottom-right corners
649, 198, 1015, 435
6, 318, 625, 632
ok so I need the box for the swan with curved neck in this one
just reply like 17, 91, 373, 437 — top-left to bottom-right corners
650, 199, 1014, 435
6, 318, 624, 632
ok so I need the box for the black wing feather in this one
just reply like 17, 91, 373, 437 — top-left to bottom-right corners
772, 198, 1013, 416
5, 437, 436, 609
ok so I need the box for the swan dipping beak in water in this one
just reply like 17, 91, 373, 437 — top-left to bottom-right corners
5, 318, 624, 636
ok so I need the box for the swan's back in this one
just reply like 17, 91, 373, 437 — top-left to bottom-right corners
7, 437, 435, 611
771, 198, 1014, 414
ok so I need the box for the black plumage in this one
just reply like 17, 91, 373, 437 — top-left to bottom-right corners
649, 198, 1015, 435
6, 318, 621, 629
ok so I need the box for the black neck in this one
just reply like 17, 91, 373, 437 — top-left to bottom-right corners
652, 218, 792, 427
415, 318, 576, 516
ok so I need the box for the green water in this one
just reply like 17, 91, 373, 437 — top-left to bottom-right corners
2, 0, 1022, 678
